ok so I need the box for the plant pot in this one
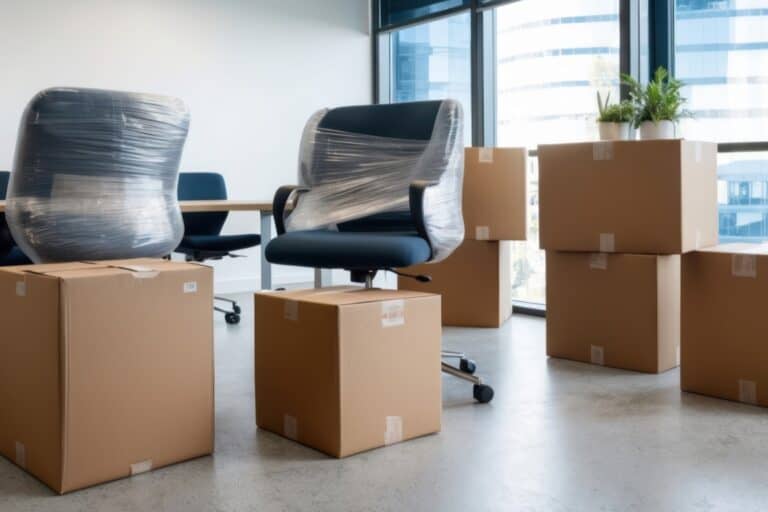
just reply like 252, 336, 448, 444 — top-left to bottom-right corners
638, 120, 676, 140
598, 122, 632, 141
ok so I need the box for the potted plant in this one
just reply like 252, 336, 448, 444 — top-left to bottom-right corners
596, 91, 634, 140
622, 67, 689, 140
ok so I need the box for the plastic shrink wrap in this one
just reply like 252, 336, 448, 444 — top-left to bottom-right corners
6, 87, 189, 263
285, 99, 464, 262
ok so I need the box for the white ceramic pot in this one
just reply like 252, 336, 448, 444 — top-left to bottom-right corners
598, 122, 632, 141
638, 120, 676, 140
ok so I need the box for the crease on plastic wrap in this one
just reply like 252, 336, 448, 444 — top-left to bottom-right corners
284, 100, 465, 262
6, 87, 190, 263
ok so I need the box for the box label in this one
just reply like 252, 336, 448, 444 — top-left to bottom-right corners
15, 281, 26, 297
739, 380, 757, 405
732, 254, 757, 278
592, 142, 614, 161
283, 415, 298, 440
475, 226, 490, 240
15, 442, 26, 469
384, 416, 403, 446
478, 148, 494, 163
589, 253, 608, 270
183, 281, 198, 294
381, 300, 405, 328
284, 300, 299, 321
599, 233, 615, 253
590, 345, 605, 366
130, 459, 153, 476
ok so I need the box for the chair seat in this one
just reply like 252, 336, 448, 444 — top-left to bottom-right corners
266, 230, 431, 270
177, 234, 261, 253
0, 247, 32, 266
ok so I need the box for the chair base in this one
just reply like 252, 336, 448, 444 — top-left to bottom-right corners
442, 350, 494, 403
215, 296, 241, 324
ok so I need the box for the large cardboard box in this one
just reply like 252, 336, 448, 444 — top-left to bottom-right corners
0, 259, 214, 494
538, 140, 718, 254
546, 251, 680, 373
254, 287, 441, 457
398, 240, 512, 327
682, 244, 768, 406
463, 147, 527, 241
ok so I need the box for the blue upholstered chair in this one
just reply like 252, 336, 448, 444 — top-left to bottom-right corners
176, 172, 261, 324
0, 171, 32, 266
266, 100, 494, 403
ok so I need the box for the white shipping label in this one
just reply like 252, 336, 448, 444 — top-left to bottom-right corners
739, 380, 758, 405
284, 300, 299, 321
183, 281, 198, 294
15, 442, 26, 468
384, 416, 403, 446
15, 282, 26, 297
599, 233, 615, 253
475, 226, 490, 240
589, 253, 608, 270
130, 459, 153, 476
381, 300, 405, 328
590, 345, 605, 366
592, 142, 614, 161
284, 415, 298, 440
732, 254, 757, 278
478, 148, 494, 163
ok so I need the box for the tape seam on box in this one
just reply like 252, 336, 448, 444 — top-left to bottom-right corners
130, 459, 153, 476
590, 345, 605, 366
592, 142, 614, 161
381, 300, 405, 328
384, 416, 403, 446
731, 254, 757, 278
16, 281, 26, 297
589, 253, 608, 270
284, 300, 299, 321
739, 379, 757, 405
15, 441, 26, 469
599, 233, 615, 253
478, 148, 494, 163
284, 414, 298, 440
475, 226, 490, 240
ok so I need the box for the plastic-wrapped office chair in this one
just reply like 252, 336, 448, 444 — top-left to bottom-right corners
176, 172, 261, 324
0, 171, 32, 266
266, 100, 494, 403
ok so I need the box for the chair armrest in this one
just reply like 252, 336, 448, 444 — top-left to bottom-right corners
408, 180, 439, 253
273, 185, 309, 235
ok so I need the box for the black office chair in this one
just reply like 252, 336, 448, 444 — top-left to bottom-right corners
176, 172, 261, 325
266, 100, 494, 403
0, 171, 32, 266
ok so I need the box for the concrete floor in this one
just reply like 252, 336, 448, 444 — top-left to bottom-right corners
3, 294, 768, 511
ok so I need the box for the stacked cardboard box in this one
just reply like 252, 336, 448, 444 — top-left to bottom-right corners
399, 147, 527, 327
539, 140, 718, 373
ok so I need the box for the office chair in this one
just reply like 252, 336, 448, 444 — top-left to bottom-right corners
266, 100, 494, 403
176, 172, 261, 325
0, 171, 31, 266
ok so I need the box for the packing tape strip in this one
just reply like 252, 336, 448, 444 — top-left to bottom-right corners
475, 226, 490, 240
381, 300, 405, 328
283, 414, 298, 440
599, 233, 615, 253
15, 441, 26, 469
284, 300, 299, 321
590, 345, 605, 366
589, 253, 608, 270
738, 379, 757, 405
478, 147, 494, 163
16, 281, 26, 297
130, 459, 153, 476
731, 254, 757, 278
592, 142, 614, 161
384, 416, 403, 446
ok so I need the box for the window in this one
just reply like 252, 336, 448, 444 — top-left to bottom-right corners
379, 0, 471, 28
675, 0, 768, 242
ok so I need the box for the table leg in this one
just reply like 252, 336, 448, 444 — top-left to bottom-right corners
260, 211, 273, 290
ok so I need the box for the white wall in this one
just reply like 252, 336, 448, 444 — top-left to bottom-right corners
0, 0, 371, 291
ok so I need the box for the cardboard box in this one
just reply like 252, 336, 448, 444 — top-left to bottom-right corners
463, 147, 527, 241
0, 259, 214, 494
682, 244, 768, 406
254, 287, 441, 457
546, 251, 680, 373
398, 240, 512, 327
538, 140, 718, 254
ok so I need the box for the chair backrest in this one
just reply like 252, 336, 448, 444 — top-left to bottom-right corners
177, 172, 228, 236
6, 87, 190, 263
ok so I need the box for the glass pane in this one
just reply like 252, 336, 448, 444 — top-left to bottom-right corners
718, 152, 768, 242
492, 0, 622, 305
380, 0, 470, 28
674, 1, 768, 143
388, 13, 472, 144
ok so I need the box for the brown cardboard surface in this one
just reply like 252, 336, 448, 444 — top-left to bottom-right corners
546, 251, 680, 373
538, 140, 718, 254
0, 259, 214, 494
682, 247, 768, 406
398, 240, 512, 327
254, 288, 442, 457
464, 147, 527, 241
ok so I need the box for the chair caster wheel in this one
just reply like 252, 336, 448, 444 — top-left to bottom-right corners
225, 313, 240, 325
233, 304, 242, 315
473, 384, 494, 403
459, 358, 476, 374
